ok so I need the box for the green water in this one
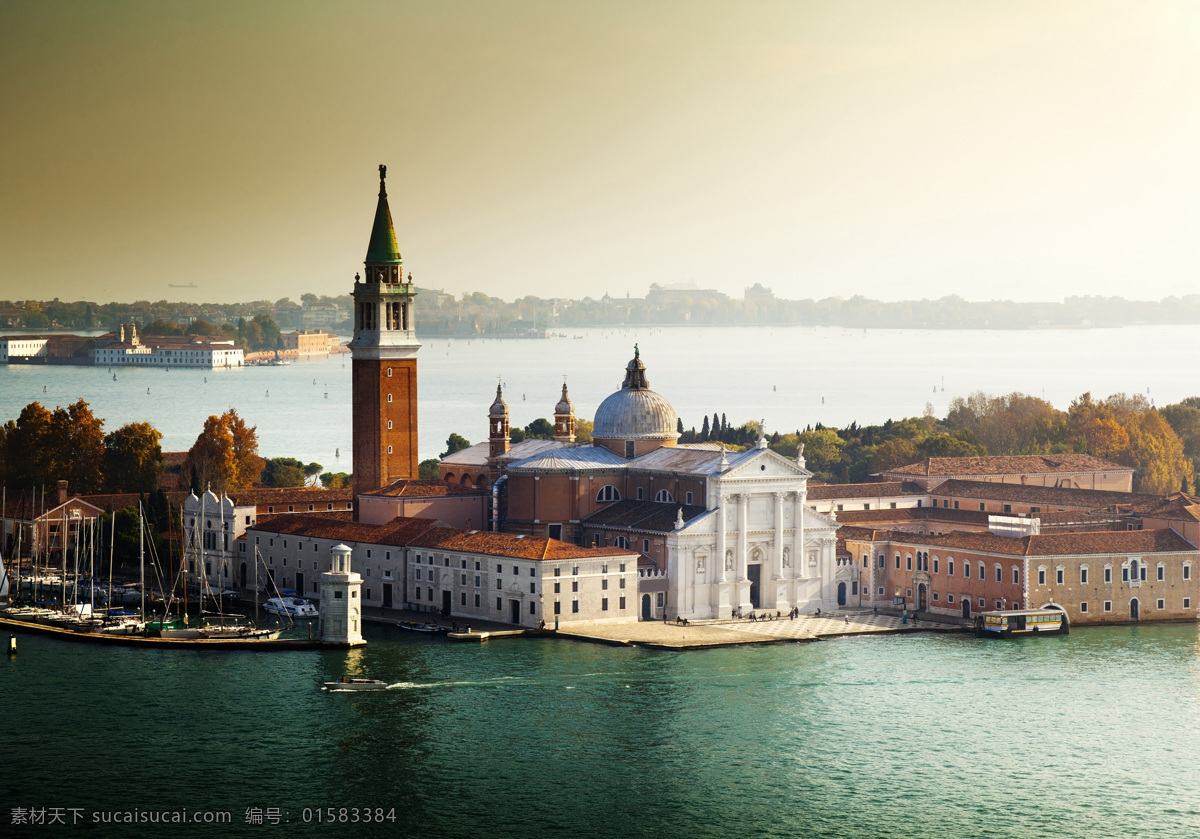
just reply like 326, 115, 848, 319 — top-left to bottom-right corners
2, 624, 1198, 838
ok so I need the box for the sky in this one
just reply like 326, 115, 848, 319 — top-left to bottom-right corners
3, 0, 1200, 305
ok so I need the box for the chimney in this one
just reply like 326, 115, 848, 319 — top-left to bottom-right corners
56, 479, 68, 505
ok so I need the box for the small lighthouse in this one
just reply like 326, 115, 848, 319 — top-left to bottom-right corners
319, 544, 366, 646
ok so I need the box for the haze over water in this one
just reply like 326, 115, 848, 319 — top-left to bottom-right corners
1, 325, 1196, 466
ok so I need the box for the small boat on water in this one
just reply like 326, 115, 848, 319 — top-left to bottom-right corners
324, 678, 388, 691
396, 620, 448, 634
974, 608, 1069, 638
264, 596, 319, 619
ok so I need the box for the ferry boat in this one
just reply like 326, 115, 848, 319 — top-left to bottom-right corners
974, 609, 1069, 638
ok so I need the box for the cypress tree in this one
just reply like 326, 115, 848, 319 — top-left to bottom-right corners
701, 415, 710, 440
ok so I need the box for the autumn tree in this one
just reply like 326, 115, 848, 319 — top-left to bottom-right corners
1160, 401, 1200, 481
1125, 410, 1193, 494
181, 409, 263, 494
54, 399, 106, 494
104, 422, 164, 492
0, 402, 56, 490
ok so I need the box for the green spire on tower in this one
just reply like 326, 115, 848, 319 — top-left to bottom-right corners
365, 164, 402, 265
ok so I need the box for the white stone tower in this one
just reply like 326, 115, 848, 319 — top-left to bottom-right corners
319, 544, 365, 646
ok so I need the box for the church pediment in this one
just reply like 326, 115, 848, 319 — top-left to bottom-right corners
721, 448, 812, 480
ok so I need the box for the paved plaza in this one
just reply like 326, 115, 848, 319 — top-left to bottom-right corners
557, 610, 964, 649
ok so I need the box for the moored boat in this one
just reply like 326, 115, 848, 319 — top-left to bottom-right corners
396, 620, 448, 634
974, 608, 1069, 638
264, 596, 319, 619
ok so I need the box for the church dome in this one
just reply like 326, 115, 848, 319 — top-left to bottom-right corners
592, 349, 679, 442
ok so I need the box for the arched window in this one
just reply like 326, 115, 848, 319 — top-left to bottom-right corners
655, 490, 673, 503
444, 473, 455, 484
613, 536, 630, 549
596, 485, 621, 502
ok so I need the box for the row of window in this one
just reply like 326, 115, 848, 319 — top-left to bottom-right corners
595, 486, 694, 505
880, 553, 1022, 585
1036, 561, 1191, 586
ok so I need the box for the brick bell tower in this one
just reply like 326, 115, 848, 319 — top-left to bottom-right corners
350, 164, 420, 511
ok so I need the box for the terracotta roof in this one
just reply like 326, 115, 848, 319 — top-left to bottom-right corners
929, 479, 1149, 509
877, 527, 1196, 557
884, 455, 1130, 478
363, 479, 486, 498
249, 514, 434, 545
225, 487, 353, 507
408, 527, 638, 561
1130, 492, 1200, 522
1024, 529, 1195, 557
833, 507, 991, 526
581, 500, 707, 533
77, 491, 189, 511
808, 481, 926, 500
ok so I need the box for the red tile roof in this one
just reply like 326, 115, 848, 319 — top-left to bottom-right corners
228, 487, 353, 507
884, 455, 1130, 478
929, 479, 1149, 509
362, 479, 486, 498
248, 514, 435, 546
871, 527, 1196, 557
408, 527, 638, 561
833, 507, 991, 526
807, 481, 925, 500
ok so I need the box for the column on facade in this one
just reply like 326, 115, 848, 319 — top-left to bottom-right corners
715, 498, 727, 584
772, 492, 784, 580
793, 492, 805, 578
736, 494, 749, 582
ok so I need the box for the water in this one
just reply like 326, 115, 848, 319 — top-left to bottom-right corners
2, 324, 1198, 465
2, 623, 1198, 838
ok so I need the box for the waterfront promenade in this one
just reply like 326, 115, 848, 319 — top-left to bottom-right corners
557, 609, 967, 649
364, 605, 967, 649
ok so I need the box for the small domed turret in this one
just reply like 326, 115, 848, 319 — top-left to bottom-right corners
489, 383, 510, 457
554, 382, 575, 443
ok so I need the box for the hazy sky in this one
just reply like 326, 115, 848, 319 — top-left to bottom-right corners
4, 1, 1200, 305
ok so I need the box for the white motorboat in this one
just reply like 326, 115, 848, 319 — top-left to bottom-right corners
264, 596, 319, 619
323, 678, 388, 691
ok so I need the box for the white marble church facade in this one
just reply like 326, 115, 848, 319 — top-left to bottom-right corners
666, 442, 840, 620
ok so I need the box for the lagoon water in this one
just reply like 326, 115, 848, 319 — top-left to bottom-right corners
2, 324, 1199, 466
4, 324, 1200, 836
2, 622, 1198, 838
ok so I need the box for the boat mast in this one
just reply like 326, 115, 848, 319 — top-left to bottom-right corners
139, 503, 146, 621
60, 509, 67, 614
107, 507, 116, 617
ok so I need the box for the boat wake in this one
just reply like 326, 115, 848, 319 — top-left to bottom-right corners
387, 676, 524, 690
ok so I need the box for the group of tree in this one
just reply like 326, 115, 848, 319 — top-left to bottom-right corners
742, 391, 1196, 495
139, 313, 283, 352
0, 400, 163, 494
260, 457, 325, 487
